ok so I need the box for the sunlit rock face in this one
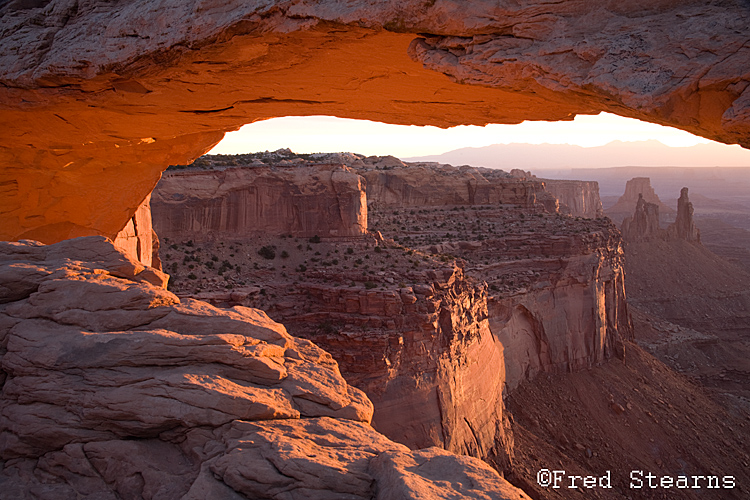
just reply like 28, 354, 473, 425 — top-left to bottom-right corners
112, 193, 160, 268
153, 164, 367, 240
487, 225, 632, 391
2, 0, 749, 243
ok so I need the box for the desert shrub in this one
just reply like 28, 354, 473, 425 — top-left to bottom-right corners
346, 247, 354, 254
187, 273, 197, 280
258, 246, 276, 260
280, 250, 289, 258
309, 235, 321, 244
364, 281, 376, 289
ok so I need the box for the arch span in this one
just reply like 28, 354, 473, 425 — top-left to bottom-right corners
1, 0, 748, 242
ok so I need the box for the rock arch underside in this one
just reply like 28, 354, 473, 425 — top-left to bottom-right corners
2, 0, 750, 243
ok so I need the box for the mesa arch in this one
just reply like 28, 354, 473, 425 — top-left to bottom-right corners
2, 0, 749, 245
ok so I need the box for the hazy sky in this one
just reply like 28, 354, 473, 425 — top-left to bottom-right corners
209, 112, 732, 158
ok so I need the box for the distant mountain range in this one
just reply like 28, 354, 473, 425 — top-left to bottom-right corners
402, 140, 750, 170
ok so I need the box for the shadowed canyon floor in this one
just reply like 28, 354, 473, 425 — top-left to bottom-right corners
507, 344, 750, 500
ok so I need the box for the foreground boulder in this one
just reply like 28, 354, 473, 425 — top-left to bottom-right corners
0, 237, 528, 499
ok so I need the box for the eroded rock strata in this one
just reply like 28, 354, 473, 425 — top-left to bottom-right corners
2, 1, 750, 243
153, 160, 367, 241
621, 193, 662, 242
540, 179, 603, 219
156, 153, 633, 475
0, 237, 529, 499
617, 179, 703, 244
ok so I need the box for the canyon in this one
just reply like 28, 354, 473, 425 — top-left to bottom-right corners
3, 1, 750, 498
151, 153, 750, 499
152, 152, 632, 484
616, 182, 750, 417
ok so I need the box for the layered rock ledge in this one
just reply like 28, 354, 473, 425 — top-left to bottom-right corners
0, 236, 529, 499
153, 161, 367, 240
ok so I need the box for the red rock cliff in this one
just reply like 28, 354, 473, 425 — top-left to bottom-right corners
486, 226, 632, 390
542, 179, 604, 219
359, 163, 548, 210
275, 266, 514, 471
152, 163, 367, 240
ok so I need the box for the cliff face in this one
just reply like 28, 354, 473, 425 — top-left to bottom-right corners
542, 179, 604, 219
0, 237, 529, 499
486, 228, 631, 390
359, 164, 548, 210
3, 1, 749, 244
152, 164, 367, 240
112, 193, 160, 269
276, 267, 513, 470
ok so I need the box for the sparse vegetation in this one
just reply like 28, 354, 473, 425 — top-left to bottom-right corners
258, 246, 276, 260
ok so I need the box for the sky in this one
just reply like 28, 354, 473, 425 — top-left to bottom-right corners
208, 112, 732, 159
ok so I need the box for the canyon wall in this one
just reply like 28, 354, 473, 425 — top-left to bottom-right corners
2, 1, 750, 243
0, 237, 528, 499
154, 158, 633, 477
542, 179, 604, 219
486, 228, 631, 390
152, 164, 367, 240
273, 266, 514, 471
359, 164, 550, 211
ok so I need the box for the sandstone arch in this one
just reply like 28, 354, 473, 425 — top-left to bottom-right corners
2, 0, 749, 243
